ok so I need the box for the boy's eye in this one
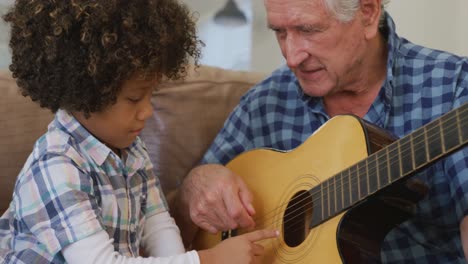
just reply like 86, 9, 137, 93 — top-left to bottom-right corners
128, 97, 141, 103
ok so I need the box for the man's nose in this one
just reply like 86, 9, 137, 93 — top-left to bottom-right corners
284, 34, 309, 68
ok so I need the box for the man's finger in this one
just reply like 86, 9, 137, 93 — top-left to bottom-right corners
197, 220, 218, 234
222, 184, 255, 228
237, 177, 256, 216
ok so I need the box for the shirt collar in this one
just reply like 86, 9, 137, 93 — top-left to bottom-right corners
52, 110, 146, 174
383, 11, 400, 102
53, 110, 112, 165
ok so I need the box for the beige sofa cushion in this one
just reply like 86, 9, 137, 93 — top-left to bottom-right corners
0, 66, 266, 214
141, 65, 266, 194
0, 70, 54, 212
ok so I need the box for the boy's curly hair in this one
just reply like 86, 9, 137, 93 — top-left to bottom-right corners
3, 0, 202, 115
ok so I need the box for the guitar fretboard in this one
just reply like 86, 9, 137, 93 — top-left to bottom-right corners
309, 103, 467, 227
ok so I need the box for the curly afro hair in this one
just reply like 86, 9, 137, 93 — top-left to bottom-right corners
3, 0, 202, 115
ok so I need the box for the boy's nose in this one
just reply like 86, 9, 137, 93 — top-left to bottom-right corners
137, 100, 153, 121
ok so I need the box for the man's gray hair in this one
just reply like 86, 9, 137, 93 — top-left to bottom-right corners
323, 0, 390, 28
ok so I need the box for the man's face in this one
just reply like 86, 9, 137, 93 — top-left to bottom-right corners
74, 76, 155, 153
265, 0, 370, 97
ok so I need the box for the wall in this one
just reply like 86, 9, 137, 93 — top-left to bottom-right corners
199, 0, 468, 73
1, 1, 467, 71
0, 2, 11, 69
386, 1, 468, 57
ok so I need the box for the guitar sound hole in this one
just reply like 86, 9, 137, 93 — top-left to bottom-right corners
283, 190, 313, 247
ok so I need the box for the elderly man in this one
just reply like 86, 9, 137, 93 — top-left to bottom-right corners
170, 0, 468, 262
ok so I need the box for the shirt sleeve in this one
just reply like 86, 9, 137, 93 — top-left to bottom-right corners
141, 211, 185, 257
202, 90, 255, 165
14, 154, 104, 255
139, 139, 169, 217
62, 230, 200, 264
448, 71, 468, 219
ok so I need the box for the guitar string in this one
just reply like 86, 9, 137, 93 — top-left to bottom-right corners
247, 107, 467, 232
254, 110, 466, 233
253, 111, 465, 234
255, 110, 465, 231
247, 111, 461, 230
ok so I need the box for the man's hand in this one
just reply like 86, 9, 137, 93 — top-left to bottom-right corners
181, 164, 256, 233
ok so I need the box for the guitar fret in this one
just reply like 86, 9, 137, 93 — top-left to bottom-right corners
367, 154, 378, 194
375, 152, 381, 190
439, 118, 446, 154
357, 163, 361, 199
347, 169, 351, 205
424, 125, 430, 163
386, 147, 391, 184
444, 115, 460, 150
333, 175, 337, 213
400, 136, 414, 176
410, 133, 416, 171
343, 171, 351, 210
458, 110, 467, 143
350, 168, 359, 204
414, 126, 428, 168
321, 181, 325, 220
358, 162, 368, 199
389, 144, 400, 182
427, 120, 443, 160
397, 141, 403, 178
337, 172, 344, 212
366, 160, 370, 194
378, 149, 389, 187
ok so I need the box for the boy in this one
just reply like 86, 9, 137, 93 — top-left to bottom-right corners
0, 0, 277, 263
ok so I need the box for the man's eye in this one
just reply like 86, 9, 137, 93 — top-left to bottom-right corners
300, 26, 320, 34
272, 28, 283, 34
272, 29, 286, 38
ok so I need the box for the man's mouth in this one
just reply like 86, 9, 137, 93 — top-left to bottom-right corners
296, 67, 324, 80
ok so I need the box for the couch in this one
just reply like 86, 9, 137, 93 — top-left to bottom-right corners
0, 65, 267, 214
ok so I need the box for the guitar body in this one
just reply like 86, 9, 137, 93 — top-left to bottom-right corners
193, 115, 423, 263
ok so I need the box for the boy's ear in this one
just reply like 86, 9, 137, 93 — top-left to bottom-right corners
359, 0, 382, 39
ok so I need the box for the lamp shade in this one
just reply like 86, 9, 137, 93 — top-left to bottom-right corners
213, 0, 247, 26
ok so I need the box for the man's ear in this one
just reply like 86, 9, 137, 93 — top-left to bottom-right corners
359, 0, 382, 39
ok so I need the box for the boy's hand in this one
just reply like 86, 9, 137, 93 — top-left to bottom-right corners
198, 229, 279, 264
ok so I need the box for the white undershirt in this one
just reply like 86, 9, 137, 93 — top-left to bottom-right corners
62, 211, 200, 264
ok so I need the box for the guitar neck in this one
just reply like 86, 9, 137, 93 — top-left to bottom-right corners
311, 103, 467, 227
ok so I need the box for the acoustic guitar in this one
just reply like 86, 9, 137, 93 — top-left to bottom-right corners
193, 102, 467, 263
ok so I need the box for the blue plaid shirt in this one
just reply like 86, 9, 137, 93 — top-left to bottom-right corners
203, 13, 468, 263
0, 110, 167, 263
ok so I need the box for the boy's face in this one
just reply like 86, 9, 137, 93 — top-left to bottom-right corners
73, 76, 155, 154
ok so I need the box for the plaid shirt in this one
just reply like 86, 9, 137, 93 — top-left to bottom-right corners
202, 13, 468, 263
0, 110, 167, 263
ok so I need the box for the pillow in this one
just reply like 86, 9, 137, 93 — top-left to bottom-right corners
0, 70, 54, 213
140, 65, 266, 194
